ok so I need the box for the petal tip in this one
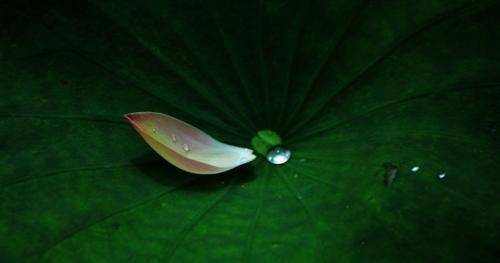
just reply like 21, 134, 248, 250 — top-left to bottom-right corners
123, 112, 136, 122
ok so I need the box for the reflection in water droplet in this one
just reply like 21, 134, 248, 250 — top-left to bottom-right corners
411, 166, 420, 172
437, 172, 446, 179
183, 143, 190, 152
171, 134, 177, 142
266, 146, 291, 165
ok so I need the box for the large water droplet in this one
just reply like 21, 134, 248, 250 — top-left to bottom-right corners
266, 146, 291, 165
183, 143, 190, 152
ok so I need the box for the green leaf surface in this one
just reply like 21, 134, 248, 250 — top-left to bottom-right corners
1, 0, 499, 262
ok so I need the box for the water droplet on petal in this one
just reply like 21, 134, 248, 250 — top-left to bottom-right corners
266, 146, 291, 165
171, 134, 177, 142
411, 166, 420, 172
183, 143, 190, 152
437, 171, 446, 179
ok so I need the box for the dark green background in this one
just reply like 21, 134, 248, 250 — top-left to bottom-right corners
1, 0, 499, 262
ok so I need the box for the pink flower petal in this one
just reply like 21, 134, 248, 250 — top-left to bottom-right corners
124, 112, 256, 174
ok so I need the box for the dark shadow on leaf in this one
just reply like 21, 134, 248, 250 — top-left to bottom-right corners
131, 151, 257, 193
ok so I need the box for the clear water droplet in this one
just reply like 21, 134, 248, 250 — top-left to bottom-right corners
411, 166, 420, 172
437, 171, 446, 179
183, 143, 190, 152
171, 134, 177, 142
266, 146, 291, 165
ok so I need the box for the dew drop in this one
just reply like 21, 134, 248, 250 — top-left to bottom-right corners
437, 171, 446, 179
183, 143, 190, 152
171, 134, 177, 143
411, 166, 420, 172
266, 146, 291, 165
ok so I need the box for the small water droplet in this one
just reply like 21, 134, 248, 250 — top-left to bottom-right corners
152, 128, 157, 133
183, 143, 190, 152
437, 171, 446, 179
171, 134, 177, 142
411, 166, 420, 172
266, 146, 291, 165
293, 173, 298, 178
299, 158, 306, 162
241, 184, 246, 188
297, 195, 303, 200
